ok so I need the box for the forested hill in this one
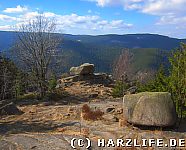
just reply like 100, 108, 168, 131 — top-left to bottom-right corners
63, 34, 186, 50
0, 31, 17, 51
1, 31, 186, 51
0, 31, 186, 74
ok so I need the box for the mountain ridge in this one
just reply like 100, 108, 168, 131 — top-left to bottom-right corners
1, 31, 186, 51
0, 31, 185, 74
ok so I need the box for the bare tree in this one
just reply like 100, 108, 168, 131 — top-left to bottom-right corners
14, 15, 61, 97
113, 49, 134, 80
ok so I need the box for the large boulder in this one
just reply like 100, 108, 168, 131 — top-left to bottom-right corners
123, 92, 177, 127
70, 63, 95, 75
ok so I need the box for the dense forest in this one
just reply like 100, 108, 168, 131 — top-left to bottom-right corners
0, 30, 186, 75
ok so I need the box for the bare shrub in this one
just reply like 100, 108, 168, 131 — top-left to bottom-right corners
14, 14, 61, 97
81, 104, 104, 121
113, 49, 134, 80
82, 104, 91, 113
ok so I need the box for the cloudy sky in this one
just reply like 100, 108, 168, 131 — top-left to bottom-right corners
0, 0, 186, 38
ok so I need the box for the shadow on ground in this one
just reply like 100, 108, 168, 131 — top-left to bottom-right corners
14, 92, 89, 107
129, 118, 186, 133
177, 118, 186, 132
0, 120, 81, 135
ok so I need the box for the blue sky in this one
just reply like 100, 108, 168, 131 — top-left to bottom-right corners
0, 0, 186, 38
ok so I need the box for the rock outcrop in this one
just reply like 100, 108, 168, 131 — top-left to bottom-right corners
58, 63, 114, 88
123, 92, 177, 127
70, 63, 94, 75
56, 63, 114, 99
0, 101, 23, 116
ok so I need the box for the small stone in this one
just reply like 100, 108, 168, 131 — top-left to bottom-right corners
106, 107, 115, 113
88, 93, 98, 98
126, 86, 138, 94
103, 114, 119, 122
116, 108, 123, 114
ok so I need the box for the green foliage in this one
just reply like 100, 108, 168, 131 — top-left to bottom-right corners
17, 93, 38, 100
0, 55, 28, 101
14, 71, 27, 98
43, 88, 69, 102
168, 43, 186, 116
112, 81, 129, 98
0, 56, 18, 100
137, 65, 169, 92
131, 48, 161, 73
138, 43, 186, 117
48, 73, 57, 93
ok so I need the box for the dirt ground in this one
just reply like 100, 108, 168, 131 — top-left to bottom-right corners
0, 82, 186, 150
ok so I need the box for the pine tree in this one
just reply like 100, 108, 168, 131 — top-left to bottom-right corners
48, 73, 57, 93
168, 43, 186, 118
137, 43, 186, 119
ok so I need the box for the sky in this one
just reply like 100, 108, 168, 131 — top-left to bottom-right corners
0, 0, 186, 38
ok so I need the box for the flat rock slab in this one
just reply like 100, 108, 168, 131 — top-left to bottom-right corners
0, 133, 102, 150
0, 134, 74, 150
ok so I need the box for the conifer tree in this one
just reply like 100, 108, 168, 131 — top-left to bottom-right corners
168, 43, 186, 118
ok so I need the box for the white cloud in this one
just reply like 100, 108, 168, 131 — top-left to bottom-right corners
86, 0, 186, 31
87, 0, 186, 15
19, 11, 40, 21
0, 25, 13, 31
3, 5, 28, 13
52, 13, 132, 33
86, 0, 143, 8
157, 15, 186, 25
0, 11, 133, 35
0, 14, 17, 21
142, 0, 186, 15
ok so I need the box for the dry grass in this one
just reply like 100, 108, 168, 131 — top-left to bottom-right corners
56, 127, 67, 132
81, 128, 90, 137
119, 117, 128, 127
153, 129, 164, 136
52, 113, 64, 120
17, 93, 38, 100
81, 104, 104, 121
